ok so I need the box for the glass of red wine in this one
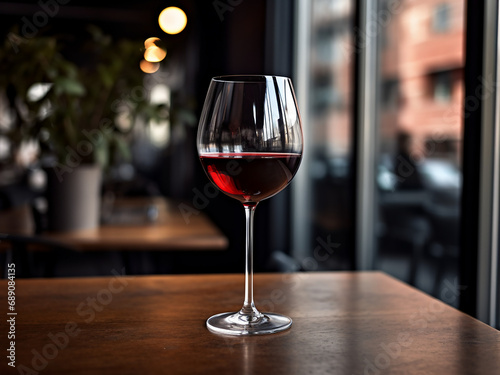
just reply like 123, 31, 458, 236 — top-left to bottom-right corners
197, 75, 303, 335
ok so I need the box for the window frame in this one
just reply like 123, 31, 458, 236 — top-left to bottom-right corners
292, 0, 499, 327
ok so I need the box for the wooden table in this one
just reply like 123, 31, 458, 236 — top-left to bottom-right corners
42, 197, 228, 251
2, 272, 499, 374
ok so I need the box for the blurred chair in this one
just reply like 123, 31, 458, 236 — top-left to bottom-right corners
0, 183, 75, 277
0, 233, 74, 278
378, 191, 432, 286
424, 189, 460, 296
266, 250, 301, 272
0, 204, 35, 235
0, 203, 73, 278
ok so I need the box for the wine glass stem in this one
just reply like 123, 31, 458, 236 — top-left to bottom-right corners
242, 203, 258, 316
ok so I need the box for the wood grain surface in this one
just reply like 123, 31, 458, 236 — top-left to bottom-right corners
41, 197, 228, 251
1, 272, 499, 374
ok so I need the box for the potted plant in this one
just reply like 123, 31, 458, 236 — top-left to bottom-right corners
0, 26, 168, 231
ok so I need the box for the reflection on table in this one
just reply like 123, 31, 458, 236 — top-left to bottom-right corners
2, 272, 499, 374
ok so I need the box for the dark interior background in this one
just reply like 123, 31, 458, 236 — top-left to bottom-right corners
0, 0, 297, 275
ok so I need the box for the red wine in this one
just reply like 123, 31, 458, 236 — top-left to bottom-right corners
200, 152, 302, 204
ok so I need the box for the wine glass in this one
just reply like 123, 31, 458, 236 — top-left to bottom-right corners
197, 75, 303, 335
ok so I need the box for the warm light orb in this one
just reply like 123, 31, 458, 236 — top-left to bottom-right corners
158, 7, 187, 35
144, 37, 161, 49
140, 60, 160, 74
144, 46, 167, 62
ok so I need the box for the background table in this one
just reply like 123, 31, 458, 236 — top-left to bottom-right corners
1, 272, 499, 374
42, 197, 228, 251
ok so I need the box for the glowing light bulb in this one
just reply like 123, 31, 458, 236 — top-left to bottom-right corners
144, 37, 160, 49
144, 46, 167, 62
158, 7, 187, 35
140, 60, 160, 74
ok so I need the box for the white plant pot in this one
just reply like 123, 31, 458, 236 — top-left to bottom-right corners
46, 164, 102, 232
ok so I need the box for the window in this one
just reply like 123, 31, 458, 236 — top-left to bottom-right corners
374, 0, 464, 306
294, 0, 498, 327
431, 70, 453, 102
433, 4, 451, 32
381, 79, 399, 109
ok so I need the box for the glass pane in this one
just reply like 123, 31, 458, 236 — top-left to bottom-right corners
293, 0, 355, 270
497, 223, 500, 329
375, 0, 465, 307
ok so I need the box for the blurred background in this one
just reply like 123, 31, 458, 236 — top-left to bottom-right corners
0, 0, 498, 327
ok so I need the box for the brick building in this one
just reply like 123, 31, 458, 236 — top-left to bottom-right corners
379, 0, 464, 161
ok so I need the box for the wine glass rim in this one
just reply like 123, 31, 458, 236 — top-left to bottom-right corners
212, 75, 291, 83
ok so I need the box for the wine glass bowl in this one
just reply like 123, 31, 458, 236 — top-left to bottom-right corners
197, 75, 303, 335
198, 152, 302, 204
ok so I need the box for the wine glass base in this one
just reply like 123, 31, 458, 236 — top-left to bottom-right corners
206, 312, 292, 336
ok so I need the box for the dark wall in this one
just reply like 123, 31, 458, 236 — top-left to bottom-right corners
1, 0, 291, 274
190, 0, 270, 273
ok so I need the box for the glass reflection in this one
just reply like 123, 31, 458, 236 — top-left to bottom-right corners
375, 0, 465, 305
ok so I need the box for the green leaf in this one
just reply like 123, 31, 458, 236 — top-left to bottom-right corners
97, 65, 114, 88
54, 77, 86, 96
93, 136, 110, 168
113, 135, 132, 161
